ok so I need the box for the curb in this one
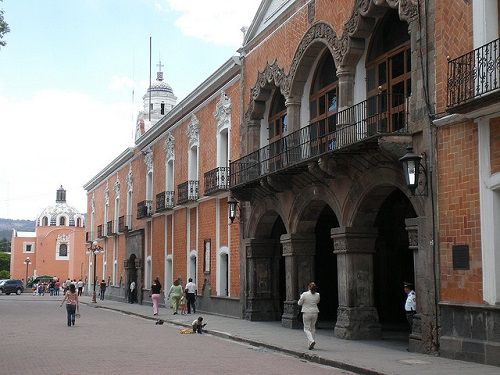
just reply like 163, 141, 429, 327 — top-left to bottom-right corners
83, 302, 386, 375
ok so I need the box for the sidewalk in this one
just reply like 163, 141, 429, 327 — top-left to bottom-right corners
81, 296, 500, 375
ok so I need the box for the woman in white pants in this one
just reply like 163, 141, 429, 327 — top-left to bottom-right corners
298, 282, 320, 350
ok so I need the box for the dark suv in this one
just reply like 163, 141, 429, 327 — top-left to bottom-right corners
0, 279, 24, 295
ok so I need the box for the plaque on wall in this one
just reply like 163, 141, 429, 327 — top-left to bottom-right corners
452, 244, 470, 270
204, 239, 211, 273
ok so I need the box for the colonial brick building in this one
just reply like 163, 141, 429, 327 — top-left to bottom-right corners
435, 0, 500, 365
83, 58, 241, 315
84, 0, 499, 366
231, 0, 437, 355
10, 186, 86, 283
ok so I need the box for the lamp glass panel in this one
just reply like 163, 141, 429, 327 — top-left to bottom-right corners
407, 160, 417, 186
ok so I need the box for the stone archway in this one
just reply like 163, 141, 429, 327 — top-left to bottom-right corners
244, 209, 287, 322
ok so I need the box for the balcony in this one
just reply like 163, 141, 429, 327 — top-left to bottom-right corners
177, 180, 199, 205
447, 38, 500, 113
118, 215, 131, 233
97, 225, 104, 239
204, 167, 229, 195
230, 93, 408, 189
106, 220, 115, 236
137, 200, 153, 219
156, 191, 175, 213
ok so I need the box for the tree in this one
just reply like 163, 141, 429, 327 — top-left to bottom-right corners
0, 270, 9, 279
0, 0, 9, 47
0, 252, 10, 272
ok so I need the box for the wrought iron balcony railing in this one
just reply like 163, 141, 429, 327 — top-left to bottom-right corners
118, 215, 131, 233
230, 93, 407, 188
177, 180, 199, 205
447, 37, 500, 109
106, 220, 115, 236
204, 166, 229, 195
156, 191, 175, 212
137, 200, 153, 219
156, 191, 166, 212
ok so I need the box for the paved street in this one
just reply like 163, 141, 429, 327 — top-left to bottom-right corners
0, 294, 354, 375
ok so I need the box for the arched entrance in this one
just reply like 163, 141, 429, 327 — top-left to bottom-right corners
373, 189, 416, 333
126, 254, 138, 303
339, 185, 417, 340
315, 205, 339, 326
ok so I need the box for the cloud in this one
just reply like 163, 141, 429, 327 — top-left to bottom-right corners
161, 0, 261, 47
108, 75, 137, 91
0, 90, 136, 219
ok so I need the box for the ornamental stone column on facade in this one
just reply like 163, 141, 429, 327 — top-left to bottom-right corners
285, 97, 302, 165
280, 233, 315, 328
244, 238, 282, 321
335, 66, 356, 147
405, 217, 424, 352
331, 226, 381, 339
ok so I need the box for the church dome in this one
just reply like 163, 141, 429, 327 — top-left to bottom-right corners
147, 70, 174, 95
37, 186, 85, 227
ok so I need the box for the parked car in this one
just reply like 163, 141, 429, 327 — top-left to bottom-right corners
0, 279, 24, 295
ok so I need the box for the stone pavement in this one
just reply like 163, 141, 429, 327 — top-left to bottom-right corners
81, 296, 500, 375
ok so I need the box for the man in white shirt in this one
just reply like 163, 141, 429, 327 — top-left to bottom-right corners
404, 282, 416, 332
185, 278, 197, 314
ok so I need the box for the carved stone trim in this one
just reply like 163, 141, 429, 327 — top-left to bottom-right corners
245, 61, 287, 122
144, 149, 153, 174
214, 91, 231, 132
104, 181, 109, 206
164, 131, 175, 161
126, 167, 133, 193
186, 114, 199, 147
114, 179, 120, 197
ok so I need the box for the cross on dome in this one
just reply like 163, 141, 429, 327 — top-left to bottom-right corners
156, 59, 164, 81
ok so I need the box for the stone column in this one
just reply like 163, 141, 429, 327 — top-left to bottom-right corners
331, 226, 381, 339
244, 119, 261, 155
285, 97, 301, 133
335, 66, 356, 147
244, 238, 281, 321
284, 97, 302, 166
280, 233, 315, 328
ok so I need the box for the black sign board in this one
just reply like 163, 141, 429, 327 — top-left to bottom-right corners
452, 245, 470, 270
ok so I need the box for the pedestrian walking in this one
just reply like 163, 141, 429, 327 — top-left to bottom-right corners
60, 283, 79, 327
167, 279, 183, 315
99, 279, 107, 300
129, 280, 137, 303
151, 277, 162, 316
54, 279, 60, 296
298, 282, 320, 350
77, 279, 84, 296
184, 277, 197, 314
404, 282, 416, 332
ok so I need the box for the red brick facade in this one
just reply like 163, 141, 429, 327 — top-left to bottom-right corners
437, 121, 482, 303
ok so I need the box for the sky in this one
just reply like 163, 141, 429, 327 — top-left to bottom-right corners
0, 0, 261, 220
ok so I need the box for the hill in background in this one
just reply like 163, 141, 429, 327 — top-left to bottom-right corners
0, 219, 36, 251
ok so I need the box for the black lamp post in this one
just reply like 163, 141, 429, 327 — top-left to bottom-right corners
228, 196, 238, 224
399, 146, 423, 196
86, 241, 103, 303
24, 257, 31, 287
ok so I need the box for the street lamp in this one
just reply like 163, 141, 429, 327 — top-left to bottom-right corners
24, 257, 31, 287
399, 146, 427, 196
228, 196, 239, 224
86, 240, 104, 303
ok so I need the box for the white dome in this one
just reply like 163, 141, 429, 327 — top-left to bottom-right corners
37, 186, 84, 226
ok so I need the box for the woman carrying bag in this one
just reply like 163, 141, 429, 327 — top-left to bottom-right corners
60, 283, 79, 327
